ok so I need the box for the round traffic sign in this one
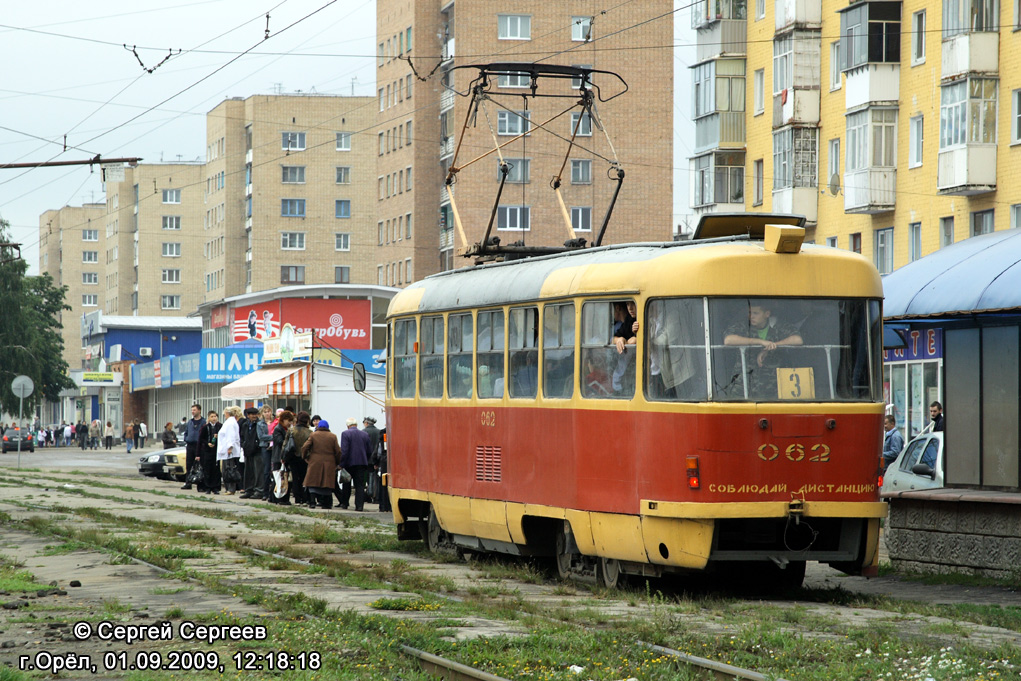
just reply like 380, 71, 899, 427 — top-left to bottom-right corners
11, 375, 34, 399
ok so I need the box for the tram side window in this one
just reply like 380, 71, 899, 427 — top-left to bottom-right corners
543, 303, 576, 399
645, 298, 708, 401
580, 301, 632, 398
509, 306, 539, 398
477, 309, 505, 398
448, 313, 473, 398
419, 315, 444, 398
393, 318, 417, 399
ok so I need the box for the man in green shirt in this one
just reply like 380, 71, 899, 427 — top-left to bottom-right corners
723, 302, 802, 398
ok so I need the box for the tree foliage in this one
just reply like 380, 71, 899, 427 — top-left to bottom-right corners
0, 219, 75, 415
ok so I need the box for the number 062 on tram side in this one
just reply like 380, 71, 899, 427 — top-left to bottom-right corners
376, 217, 887, 588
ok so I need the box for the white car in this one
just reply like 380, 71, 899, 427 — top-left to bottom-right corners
881, 432, 943, 494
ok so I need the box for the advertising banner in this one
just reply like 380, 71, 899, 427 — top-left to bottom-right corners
263, 324, 313, 362
339, 349, 387, 376
200, 346, 264, 383
172, 353, 201, 383
210, 305, 229, 329
231, 299, 370, 348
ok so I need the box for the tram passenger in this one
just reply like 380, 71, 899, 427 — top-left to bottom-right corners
646, 299, 703, 400
511, 352, 538, 396
584, 355, 612, 396
611, 301, 637, 395
722, 301, 802, 398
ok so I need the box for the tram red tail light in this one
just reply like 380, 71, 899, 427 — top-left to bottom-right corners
686, 456, 700, 489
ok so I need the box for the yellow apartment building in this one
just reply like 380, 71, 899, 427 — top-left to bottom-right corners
376, 0, 674, 282
691, 0, 1019, 274
204, 94, 378, 299
39, 203, 107, 370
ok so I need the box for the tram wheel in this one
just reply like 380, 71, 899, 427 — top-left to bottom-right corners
425, 511, 444, 553
597, 557, 620, 589
554, 531, 572, 580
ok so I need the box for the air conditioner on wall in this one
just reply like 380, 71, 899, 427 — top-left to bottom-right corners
138, 347, 153, 357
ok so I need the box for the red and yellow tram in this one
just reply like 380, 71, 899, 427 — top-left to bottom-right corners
379, 216, 886, 587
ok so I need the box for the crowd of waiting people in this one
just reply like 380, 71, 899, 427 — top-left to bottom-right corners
175, 404, 389, 512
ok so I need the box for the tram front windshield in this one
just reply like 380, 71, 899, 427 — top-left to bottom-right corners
646, 297, 881, 402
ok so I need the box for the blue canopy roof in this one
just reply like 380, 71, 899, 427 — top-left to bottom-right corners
883, 229, 1021, 320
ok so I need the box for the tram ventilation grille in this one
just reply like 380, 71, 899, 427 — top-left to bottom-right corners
475, 446, 502, 482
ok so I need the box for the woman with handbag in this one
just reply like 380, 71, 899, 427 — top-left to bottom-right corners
268, 411, 294, 505
198, 411, 222, 494
216, 406, 243, 494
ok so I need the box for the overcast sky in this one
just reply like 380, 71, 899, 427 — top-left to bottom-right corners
1, 1, 695, 276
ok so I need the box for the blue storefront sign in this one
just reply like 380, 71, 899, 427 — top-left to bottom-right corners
883, 328, 943, 362
200, 346, 264, 382
132, 362, 156, 390
339, 349, 386, 376
173, 353, 201, 383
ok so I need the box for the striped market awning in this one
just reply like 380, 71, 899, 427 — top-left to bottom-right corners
220, 362, 311, 399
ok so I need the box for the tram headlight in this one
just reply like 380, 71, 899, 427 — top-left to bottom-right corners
686, 456, 700, 489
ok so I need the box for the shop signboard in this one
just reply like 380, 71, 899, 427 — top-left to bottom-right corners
231, 299, 370, 349
200, 346, 264, 382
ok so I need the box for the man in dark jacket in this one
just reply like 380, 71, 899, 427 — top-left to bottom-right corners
339, 417, 371, 511
362, 417, 381, 503
182, 404, 205, 490
239, 408, 263, 499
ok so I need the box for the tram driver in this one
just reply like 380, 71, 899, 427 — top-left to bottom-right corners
722, 300, 802, 398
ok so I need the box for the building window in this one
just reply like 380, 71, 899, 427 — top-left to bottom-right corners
874, 227, 895, 269
940, 216, 955, 247
753, 159, 763, 205
162, 189, 181, 204
162, 268, 181, 284
497, 206, 530, 230
82, 272, 98, 284
971, 209, 994, 236
161, 295, 181, 310
572, 16, 592, 41
772, 128, 816, 189
1011, 90, 1021, 144
498, 71, 530, 88
502, 158, 530, 183
570, 112, 592, 136
280, 266, 305, 285
850, 232, 862, 253
571, 207, 592, 232
281, 232, 305, 250
909, 222, 922, 261
944, 0, 998, 37
336, 132, 351, 151
571, 159, 591, 184
281, 199, 305, 217
497, 110, 530, 135
336, 166, 351, 184
82, 294, 98, 307
909, 115, 924, 167
871, 109, 897, 167
754, 69, 764, 114
912, 10, 926, 64
406, 213, 412, 238
772, 35, 792, 95
406, 120, 412, 144
826, 236, 838, 247
756, 0, 765, 19
161, 243, 181, 257
281, 166, 305, 183
334, 266, 350, 284
82, 229, 99, 241
282, 132, 306, 150
1012, 204, 1021, 229
329, 233, 349, 252
830, 42, 841, 90
498, 14, 531, 40
335, 200, 351, 218
940, 79, 997, 149
840, 2, 900, 70
406, 258, 412, 283
694, 152, 744, 205
82, 250, 99, 263
845, 111, 868, 172
406, 166, 412, 191
828, 139, 840, 187
162, 216, 181, 230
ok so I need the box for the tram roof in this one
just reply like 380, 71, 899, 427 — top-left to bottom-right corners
884, 228, 1021, 320
389, 238, 882, 316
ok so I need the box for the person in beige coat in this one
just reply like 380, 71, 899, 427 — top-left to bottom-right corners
301, 420, 342, 509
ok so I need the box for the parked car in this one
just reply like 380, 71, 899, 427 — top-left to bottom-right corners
137, 446, 187, 481
2, 428, 34, 453
881, 431, 943, 494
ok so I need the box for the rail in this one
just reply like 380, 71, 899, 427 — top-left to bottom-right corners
401, 645, 512, 681
639, 641, 791, 681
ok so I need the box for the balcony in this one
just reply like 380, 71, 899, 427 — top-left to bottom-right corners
941, 32, 998, 81
245, 149, 253, 164
844, 64, 900, 109
695, 19, 747, 62
694, 112, 745, 154
443, 39, 455, 62
937, 146, 996, 195
440, 135, 454, 158
440, 87, 455, 112
773, 88, 820, 127
772, 187, 817, 223
440, 228, 454, 249
844, 168, 896, 214
775, 0, 820, 31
